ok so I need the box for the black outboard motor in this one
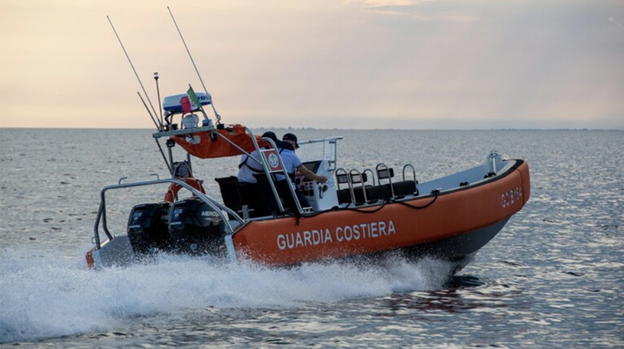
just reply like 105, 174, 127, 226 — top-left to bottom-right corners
168, 198, 226, 256
127, 202, 171, 255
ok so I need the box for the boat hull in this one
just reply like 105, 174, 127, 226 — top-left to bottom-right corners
233, 161, 530, 267
382, 216, 508, 261
300, 217, 510, 275
86, 160, 529, 270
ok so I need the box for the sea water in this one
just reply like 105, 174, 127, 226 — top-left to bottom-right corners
0, 128, 622, 348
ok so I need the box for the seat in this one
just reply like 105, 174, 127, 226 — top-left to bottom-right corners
254, 174, 309, 215
337, 186, 371, 205
338, 180, 418, 204
369, 180, 418, 201
394, 180, 418, 197
215, 176, 247, 217
252, 174, 283, 216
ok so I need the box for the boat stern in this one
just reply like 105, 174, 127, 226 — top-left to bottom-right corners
86, 236, 136, 269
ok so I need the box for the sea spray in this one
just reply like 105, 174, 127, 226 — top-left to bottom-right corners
0, 248, 452, 343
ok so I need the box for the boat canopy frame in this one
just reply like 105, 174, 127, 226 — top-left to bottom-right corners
151, 125, 301, 214
152, 125, 343, 218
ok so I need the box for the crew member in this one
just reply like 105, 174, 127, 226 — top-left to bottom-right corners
237, 131, 280, 184
237, 131, 284, 216
277, 133, 327, 209
279, 133, 327, 184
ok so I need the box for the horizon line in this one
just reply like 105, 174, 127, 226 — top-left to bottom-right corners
1, 126, 622, 132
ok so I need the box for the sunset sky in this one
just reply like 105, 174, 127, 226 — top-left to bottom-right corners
1, 0, 623, 129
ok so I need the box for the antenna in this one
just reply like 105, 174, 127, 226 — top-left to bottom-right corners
167, 6, 222, 125
107, 16, 163, 129
154, 72, 164, 126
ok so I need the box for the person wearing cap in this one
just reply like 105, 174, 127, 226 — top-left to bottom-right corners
278, 133, 327, 184
273, 133, 327, 210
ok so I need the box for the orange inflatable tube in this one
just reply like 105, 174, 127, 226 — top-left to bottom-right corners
233, 161, 530, 266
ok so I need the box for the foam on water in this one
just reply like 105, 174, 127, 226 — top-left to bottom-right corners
0, 248, 452, 343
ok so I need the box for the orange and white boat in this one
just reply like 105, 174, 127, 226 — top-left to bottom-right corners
86, 113, 530, 272
88, 15, 530, 272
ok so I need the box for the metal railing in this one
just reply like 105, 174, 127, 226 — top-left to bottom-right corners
376, 163, 395, 199
93, 177, 243, 260
152, 126, 343, 217
402, 164, 417, 183
298, 136, 343, 171
349, 169, 368, 204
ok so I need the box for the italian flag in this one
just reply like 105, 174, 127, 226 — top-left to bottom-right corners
187, 85, 202, 109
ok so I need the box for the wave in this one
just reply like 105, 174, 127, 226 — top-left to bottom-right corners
0, 248, 453, 343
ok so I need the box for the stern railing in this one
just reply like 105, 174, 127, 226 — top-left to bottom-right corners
93, 178, 244, 261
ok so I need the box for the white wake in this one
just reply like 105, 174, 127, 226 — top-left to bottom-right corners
0, 248, 453, 343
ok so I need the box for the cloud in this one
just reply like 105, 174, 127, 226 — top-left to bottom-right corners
348, 0, 433, 6
346, 0, 478, 22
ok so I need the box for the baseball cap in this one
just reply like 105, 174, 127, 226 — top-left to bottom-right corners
261, 131, 278, 143
282, 133, 299, 149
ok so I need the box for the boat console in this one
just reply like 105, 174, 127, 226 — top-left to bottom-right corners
296, 160, 339, 211
215, 158, 339, 218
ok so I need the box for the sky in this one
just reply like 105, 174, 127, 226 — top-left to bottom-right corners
1, 0, 623, 129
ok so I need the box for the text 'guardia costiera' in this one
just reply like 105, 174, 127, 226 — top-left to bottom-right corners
276, 220, 397, 250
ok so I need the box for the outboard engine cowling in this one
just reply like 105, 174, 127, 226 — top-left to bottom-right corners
168, 198, 226, 255
127, 202, 171, 255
